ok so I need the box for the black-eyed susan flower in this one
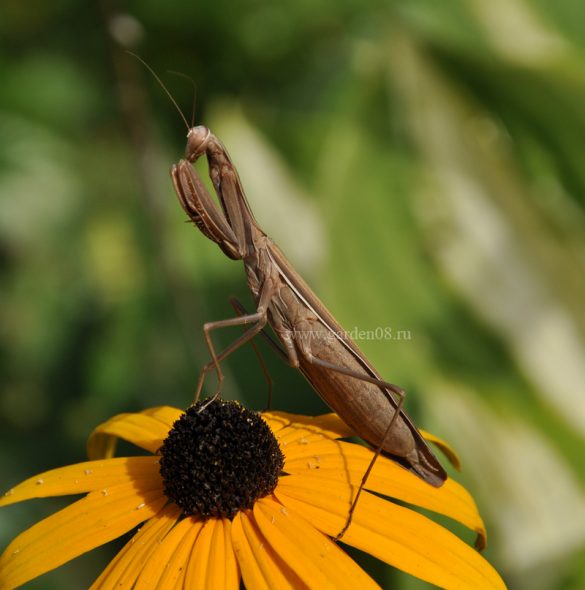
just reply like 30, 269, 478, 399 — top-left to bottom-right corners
0, 399, 506, 589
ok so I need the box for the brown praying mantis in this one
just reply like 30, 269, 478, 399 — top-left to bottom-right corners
170, 123, 447, 536
123, 51, 449, 537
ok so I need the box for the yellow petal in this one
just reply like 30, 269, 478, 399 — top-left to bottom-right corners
140, 406, 183, 429
90, 504, 181, 590
263, 412, 354, 443
0, 457, 160, 508
87, 412, 172, 459
0, 482, 167, 590
253, 496, 379, 590
282, 439, 485, 543
420, 429, 461, 471
155, 518, 203, 590
276, 475, 506, 590
219, 519, 240, 589
231, 509, 305, 589
185, 519, 240, 589
134, 517, 203, 590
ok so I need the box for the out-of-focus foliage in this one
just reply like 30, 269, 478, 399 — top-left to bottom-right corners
1, 0, 584, 588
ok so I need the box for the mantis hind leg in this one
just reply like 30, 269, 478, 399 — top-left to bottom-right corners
298, 351, 406, 541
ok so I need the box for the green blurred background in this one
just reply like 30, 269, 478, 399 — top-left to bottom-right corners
1, 0, 585, 588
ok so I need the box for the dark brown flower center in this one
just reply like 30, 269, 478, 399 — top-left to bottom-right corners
159, 398, 284, 519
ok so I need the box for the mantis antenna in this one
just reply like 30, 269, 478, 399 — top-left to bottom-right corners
127, 51, 191, 133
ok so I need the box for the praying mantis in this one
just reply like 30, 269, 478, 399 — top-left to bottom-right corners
170, 125, 447, 529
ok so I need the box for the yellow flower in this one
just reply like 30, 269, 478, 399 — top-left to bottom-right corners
0, 399, 505, 589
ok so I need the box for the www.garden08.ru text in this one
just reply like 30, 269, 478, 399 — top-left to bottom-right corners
291, 327, 413, 343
